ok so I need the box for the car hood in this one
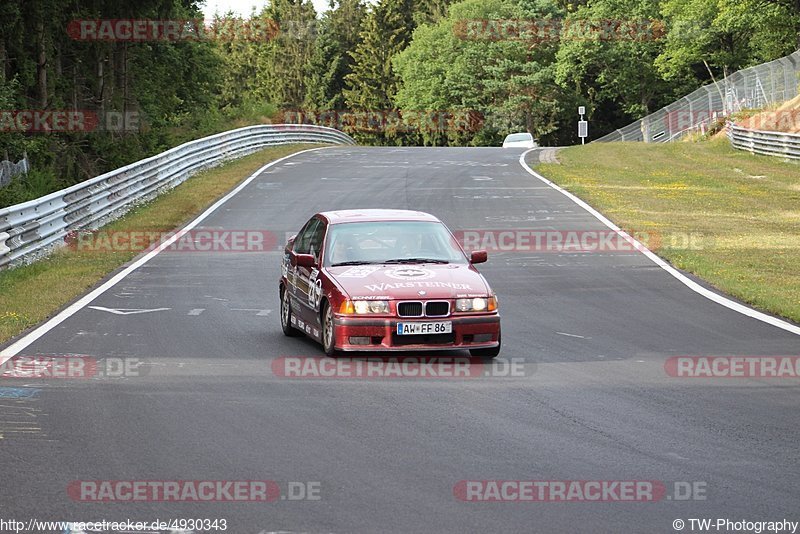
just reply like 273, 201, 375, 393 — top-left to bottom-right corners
327, 263, 491, 300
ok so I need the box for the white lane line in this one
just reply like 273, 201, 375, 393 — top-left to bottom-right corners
231, 308, 272, 316
666, 452, 689, 460
0, 147, 331, 361
187, 309, 205, 316
520, 149, 800, 337
555, 332, 587, 339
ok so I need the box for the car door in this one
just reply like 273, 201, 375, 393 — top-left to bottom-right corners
286, 218, 317, 312
292, 217, 327, 329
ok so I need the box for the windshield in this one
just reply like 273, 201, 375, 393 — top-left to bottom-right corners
325, 221, 467, 266
505, 133, 532, 142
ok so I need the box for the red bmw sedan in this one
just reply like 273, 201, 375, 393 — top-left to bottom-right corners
279, 209, 501, 357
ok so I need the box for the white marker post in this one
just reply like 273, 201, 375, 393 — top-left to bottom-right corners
578, 106, 588, 145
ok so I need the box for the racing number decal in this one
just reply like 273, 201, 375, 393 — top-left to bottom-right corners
282, 255, 290, 280
307, 268, 323, 310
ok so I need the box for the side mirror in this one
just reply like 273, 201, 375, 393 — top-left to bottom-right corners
292, 253, 316, 268
470, 250, 488, 264
284, 235, 297, 255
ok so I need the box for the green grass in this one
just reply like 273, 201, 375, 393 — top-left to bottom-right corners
537, 137, 800, 323
0, 143, 324, 345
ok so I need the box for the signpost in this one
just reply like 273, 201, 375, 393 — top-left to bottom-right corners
578, 106, 588, 145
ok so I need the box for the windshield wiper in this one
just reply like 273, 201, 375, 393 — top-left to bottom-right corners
331, 260, 377, 267
383, 258, 450, 264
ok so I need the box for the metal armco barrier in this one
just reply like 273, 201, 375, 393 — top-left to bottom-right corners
727, 122, 800, 160
0, 124, 355, 269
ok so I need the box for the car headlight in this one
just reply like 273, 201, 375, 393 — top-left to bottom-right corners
455, 296, 498, 312
352, 300, 390, 314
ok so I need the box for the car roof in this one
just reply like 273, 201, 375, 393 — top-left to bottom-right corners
318, 209, 441, 225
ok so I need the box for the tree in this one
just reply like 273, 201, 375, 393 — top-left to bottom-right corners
413, 0, 456, 25
655, 0, 798, 84
554, 0, 678, 140
0, 0, 227, 206
343, 0, 416, 111
305, 0, 367, 110
254, 0, 318, 109
216, 11, 266, 111
394, 0, 567, 145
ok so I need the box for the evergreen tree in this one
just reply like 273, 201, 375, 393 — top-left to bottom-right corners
304, 0, 367, 110
343, 0, 416, 111
255, 0, 318, 109
412, 0, 455, 26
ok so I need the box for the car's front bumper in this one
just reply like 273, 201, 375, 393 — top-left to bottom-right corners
333, 314, 500, 351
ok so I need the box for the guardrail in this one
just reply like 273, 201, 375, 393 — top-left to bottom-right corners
727, 122, 800, 160
597, 49, 800, 143
0, 124, 355, 269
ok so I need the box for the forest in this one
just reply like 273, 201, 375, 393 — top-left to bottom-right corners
0, 0, 797, 206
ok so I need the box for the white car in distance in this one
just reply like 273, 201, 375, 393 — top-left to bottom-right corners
502, 132, 537, 148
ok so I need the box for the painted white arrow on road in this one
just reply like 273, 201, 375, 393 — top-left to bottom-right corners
88, 306, 171, 315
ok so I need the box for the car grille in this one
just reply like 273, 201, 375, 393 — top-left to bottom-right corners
425, 301, 450, 317
397, 301, 423, 317
397, 301, 451, 317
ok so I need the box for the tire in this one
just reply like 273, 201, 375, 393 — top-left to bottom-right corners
321, 300, 340, 357
280, 286, 300, 337
469, 330, 501, 359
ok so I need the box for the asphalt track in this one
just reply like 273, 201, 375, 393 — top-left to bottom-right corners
1, 146, 799, 533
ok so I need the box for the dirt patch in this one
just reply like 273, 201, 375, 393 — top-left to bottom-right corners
736, 94, 800, 133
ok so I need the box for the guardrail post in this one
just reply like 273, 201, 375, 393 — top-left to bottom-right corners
0, 232, 9, 256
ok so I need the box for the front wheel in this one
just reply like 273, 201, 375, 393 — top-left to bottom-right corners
321, 301, 340, 358
469, 330, 501, 359
280, 287, 299, 337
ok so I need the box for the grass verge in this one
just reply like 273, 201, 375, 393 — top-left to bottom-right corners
0, 143, 325, 346
536, 136, 800, 323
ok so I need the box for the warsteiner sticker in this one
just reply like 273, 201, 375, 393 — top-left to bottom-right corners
365, 282, 472, 292
384, 267, 436, 280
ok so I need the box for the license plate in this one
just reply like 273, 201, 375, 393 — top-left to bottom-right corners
396, 321, 452, 335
